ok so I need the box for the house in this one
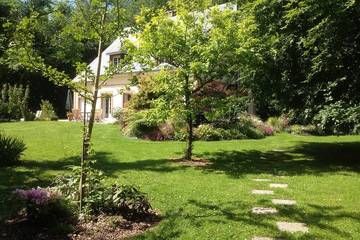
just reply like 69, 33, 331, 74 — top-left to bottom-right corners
71, 3, 238, 122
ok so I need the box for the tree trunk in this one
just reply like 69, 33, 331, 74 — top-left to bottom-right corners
79, 5, 107, 212
184, 75, 193, 160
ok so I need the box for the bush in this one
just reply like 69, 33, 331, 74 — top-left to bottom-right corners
54, 166, 152, 220
95, 184, 152, 220
218, 128, 247, 140
0, 133, 26, 166
314, 102, 360, 135
266, 116, 289, 132
194, 124, 222, 141
159, 123, 175, 140
124, 119, 158, 138
38, 100, 58, 121
237, 115, 266, 139
112, 107, 125, 125
0, 84, 30, 120
289, 124, 319, 135
174, 128, 188, 141
14, 188, 76, 225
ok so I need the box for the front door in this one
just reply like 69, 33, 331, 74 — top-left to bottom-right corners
102, 96, 112, 118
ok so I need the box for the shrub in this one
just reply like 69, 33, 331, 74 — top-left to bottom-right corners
54, 166, 152, 220
123, 119, 158, 138
0, 133, 26, 166
159, 123, 175, 140
14, 187, 76, 225
95, 184, 152, 220
266, 116, 289, 132
112, 107, 125, 125
174, 128, 188, 141
289, 124, 320, 135
194, 124, 222, 141
24, 111, 35, 121
314, 102, 360, 135
0, 84, 30, 120
218, 128, 247, 140
237, 115, 266, 139
38, 100, 58, 121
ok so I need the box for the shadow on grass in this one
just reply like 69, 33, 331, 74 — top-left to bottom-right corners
198, 141, 360, 178
186, 199, 359, 240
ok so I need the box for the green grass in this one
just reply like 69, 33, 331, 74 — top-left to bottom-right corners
1, 121, 359, 239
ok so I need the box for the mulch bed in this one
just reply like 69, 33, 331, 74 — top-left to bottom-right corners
0, 212, 161, 240
170, 157, 211, 167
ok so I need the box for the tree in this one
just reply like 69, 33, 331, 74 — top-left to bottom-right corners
129, 0, 257, 160
240, 0, 360, 122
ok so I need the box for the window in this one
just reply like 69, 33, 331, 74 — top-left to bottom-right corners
113, 56, 120, 66
110, 53, 126, 67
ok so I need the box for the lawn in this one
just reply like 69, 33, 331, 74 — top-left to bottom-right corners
0, 121, 359, 239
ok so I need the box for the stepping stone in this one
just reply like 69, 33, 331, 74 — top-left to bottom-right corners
252, 207, 278, 214
253, 178, 271, 182
252, 237, 276, 240
252, 190, 274, 195
270, 183, 288, 188
272, 199, 296, 206
272, 149, 285, 152
252, 238, 284, 240
276, 221, 309, 233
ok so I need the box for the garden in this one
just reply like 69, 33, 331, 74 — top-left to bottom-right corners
0, 122, 359, 239
1, 0, 360, 239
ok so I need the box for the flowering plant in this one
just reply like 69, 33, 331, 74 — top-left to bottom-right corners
15, 188, 55, 205
263, 126, 274, 136
13, 187, 72, 224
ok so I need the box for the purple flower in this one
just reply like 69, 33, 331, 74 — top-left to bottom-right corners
15, 188, 52, 205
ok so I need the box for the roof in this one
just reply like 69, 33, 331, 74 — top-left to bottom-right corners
73, 3, 237, 82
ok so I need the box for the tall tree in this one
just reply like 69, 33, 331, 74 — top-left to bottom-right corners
129, 0, 257, 160
241, 0, 360, 121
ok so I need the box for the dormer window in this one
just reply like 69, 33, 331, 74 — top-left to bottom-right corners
110, 53, 126, 67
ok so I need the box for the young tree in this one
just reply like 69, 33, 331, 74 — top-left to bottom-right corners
4, 0, 128, 212
129, 0, 258, 160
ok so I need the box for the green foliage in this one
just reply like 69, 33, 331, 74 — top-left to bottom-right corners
314, 102, 360, 135
0, 133, 26, 166
54, 164, 152, 220
38, 100, 58, 121
174, 128, 189, 141
203, 95, 249, 124
242, 0, 360, 122
112, 107, 124, 125
129, 0, 256, 158
121, 110, 158, 138
53, 163, 104, 212
0, 84, 30, 120
96, 184, 152, 220
289, 124, 319, 136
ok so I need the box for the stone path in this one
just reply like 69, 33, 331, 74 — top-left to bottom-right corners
251, 177, 309, 239
276, 222, 309, 233
252, 190, 274, 195
269, 183, 288, 188
252, 237, 281, 240
252, 207, 278, 214
272, 199, 296, 206
253, 178, 271, 182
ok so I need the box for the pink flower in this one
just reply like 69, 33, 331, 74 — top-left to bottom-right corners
264, 126, 274, 136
